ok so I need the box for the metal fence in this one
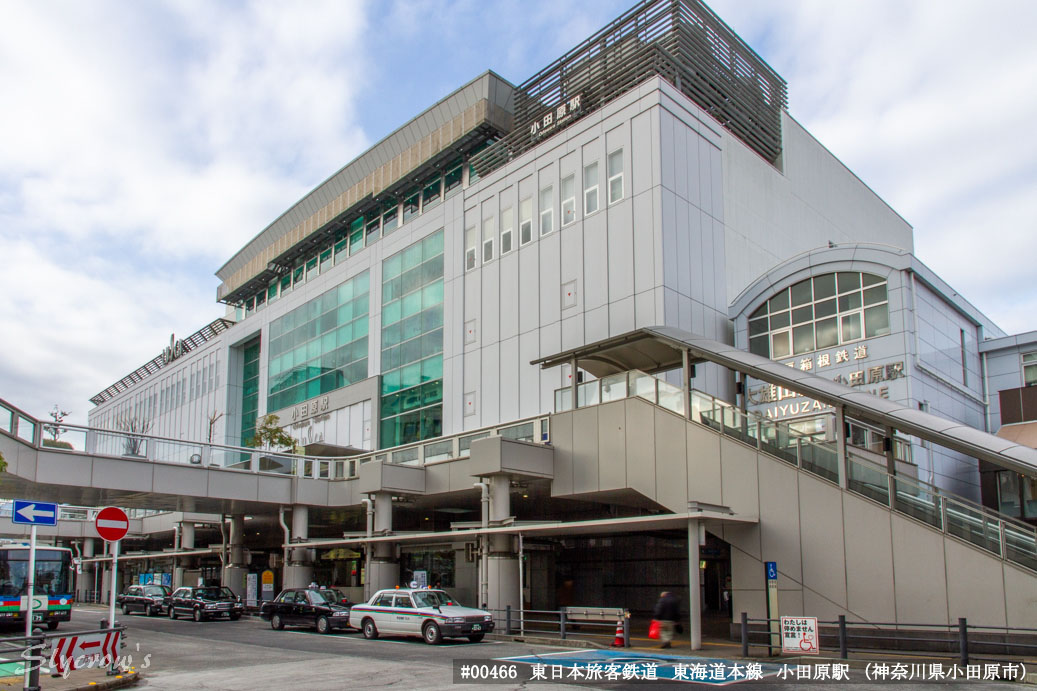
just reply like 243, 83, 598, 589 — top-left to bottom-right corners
486, 606, 630, 647
740, 613, 1037, 665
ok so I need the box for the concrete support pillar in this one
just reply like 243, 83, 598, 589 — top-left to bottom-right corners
81, 538, 96, 602
175, 523, 197, 589
487, 475, 519, 616
368, 492, 399, 593
223, 514, 247, 597
284, 506, 314, 589
688, 519, 702, 650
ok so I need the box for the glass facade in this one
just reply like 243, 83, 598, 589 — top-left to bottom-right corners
267, 271, 370, 413
749, 272, 890, 359
380, 230, 445, 448
240, 339, 260, 445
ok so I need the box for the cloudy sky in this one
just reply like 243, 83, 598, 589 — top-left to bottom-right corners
1, 0, 1035, 426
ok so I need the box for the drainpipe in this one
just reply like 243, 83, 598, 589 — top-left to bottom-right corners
278, 506, 290, 576
474, 482, 489, 609
361, 497, 374, 600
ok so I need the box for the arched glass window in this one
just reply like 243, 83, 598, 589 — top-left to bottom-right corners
748, 272, 890, 359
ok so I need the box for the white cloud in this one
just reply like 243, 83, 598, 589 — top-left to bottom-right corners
712, 0, 1037, 334
2, 0, 1036, 428
0, 0, 372, 423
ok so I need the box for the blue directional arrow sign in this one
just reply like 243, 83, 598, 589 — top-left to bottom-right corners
11, 500, 57, 526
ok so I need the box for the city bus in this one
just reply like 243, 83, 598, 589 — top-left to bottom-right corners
0, 542, 74, 629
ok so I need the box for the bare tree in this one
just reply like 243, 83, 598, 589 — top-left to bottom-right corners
45, 404, 71, 441
117, 415, 153, 456
207, 409, 224, 444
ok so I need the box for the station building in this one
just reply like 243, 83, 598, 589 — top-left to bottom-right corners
71, 0, 1037, 640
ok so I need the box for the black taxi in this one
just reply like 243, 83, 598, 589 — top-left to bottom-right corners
117, 584, 171, 616
166, 586, 243, 622
260, 588, 351, 634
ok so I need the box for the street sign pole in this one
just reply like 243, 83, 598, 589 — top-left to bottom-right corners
108, 539, 119, 631
23, 523, 37, 691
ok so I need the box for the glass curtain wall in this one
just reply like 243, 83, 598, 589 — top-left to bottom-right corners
240, 339, 261, 445
267, 271, 370, 413
380, 230, 445, 448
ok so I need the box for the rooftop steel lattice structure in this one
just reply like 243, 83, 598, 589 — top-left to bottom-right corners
90, 318, 234, 405
472, 0, 787, 176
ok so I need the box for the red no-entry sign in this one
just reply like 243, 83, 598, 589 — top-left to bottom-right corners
94, 507, 129, 542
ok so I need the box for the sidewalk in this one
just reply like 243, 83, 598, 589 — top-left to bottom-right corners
0, 668, 140, 690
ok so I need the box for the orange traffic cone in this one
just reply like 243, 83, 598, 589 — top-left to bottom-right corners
611, 618, 625, 647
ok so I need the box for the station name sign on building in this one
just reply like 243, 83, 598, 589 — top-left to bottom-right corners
530, 94, 585, 142
748, 344, 906, 419
161, 333, 189, 365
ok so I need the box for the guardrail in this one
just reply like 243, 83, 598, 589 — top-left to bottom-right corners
0, 395, 551, 484
0, 623, 126, 690
740, 613, 1037, 664
486, 606, 630, 646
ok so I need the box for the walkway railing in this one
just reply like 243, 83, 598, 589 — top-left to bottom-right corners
552, 373, 1037, 573
0, 396, 550, 484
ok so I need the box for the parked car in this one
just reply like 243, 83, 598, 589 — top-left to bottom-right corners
320, 587, 350, 605
347, 588, 493, 644
117, 584, 171, 616
166, 586, 243, 622
260, 588, 351, 634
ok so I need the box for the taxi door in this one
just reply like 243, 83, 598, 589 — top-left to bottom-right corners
369, 592, 395, 632
391, 593, 418, 635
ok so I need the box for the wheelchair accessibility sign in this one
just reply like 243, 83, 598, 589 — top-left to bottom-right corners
780, 616, 819, 655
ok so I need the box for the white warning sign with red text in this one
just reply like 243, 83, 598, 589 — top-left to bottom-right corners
780, 616, 819, 655
49, 630, 121, 675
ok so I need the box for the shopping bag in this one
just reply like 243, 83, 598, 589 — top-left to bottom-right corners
648, 619, 661, 640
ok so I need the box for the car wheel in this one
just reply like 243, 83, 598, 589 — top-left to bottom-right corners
229, 613, 240, 621
168, 607, 177, 620
423, 622, 442, 645
316, 615, 331, 634
467, 634, 484, 643
362, 618, 378, 640
147, 604, 158, 617
271, 614, 284, 630
46, 621, 58, 631
193, 608, 204, 623
121, 603, 130, 616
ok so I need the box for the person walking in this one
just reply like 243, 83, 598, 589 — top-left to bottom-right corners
653, 591, 681, 648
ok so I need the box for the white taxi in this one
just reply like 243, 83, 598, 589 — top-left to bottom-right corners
347, 588, 494, 644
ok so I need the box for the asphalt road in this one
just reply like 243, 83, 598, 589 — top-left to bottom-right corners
58, 607, 1026, 690
68, 605, 583, 690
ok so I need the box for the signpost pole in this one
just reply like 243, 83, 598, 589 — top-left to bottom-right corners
23, 523, 37, 690
108, 540, 119, 630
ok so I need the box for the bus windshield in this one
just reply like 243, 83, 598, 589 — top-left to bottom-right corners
0, 549, 72, 597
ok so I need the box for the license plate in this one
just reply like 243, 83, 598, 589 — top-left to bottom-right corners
472, 624, 481, 631
32, 614, 43, 623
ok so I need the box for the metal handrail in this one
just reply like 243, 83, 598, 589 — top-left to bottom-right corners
0, 395, 550, 483
740, 613, 1037, 665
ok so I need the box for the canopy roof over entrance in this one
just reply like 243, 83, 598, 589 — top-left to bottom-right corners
283, 508, 754, 550
532, 326, 1037, 478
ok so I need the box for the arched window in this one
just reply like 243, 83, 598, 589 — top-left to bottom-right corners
748, 272, 890, 359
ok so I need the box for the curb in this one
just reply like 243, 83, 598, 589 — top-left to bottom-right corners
68, 670, 141, 691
